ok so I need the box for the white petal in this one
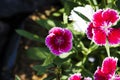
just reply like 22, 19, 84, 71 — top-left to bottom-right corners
69, 5, 94, 32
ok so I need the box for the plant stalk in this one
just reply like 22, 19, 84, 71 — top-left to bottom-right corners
105, 43, 110, 57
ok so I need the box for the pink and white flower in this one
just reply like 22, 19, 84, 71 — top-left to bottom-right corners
86, 9, 120, 45
94, 57, 120, 80
45, 27, 73, 56
68, 73, 92, 80
69, 5, 94, 32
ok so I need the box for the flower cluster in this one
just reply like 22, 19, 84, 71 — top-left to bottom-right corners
68, 57, 120, 80
45, 27, 73, 56
94, 57, 120, 80
44, 6, 120, 80
86, 9, 120, 45
68, 73, 92, 80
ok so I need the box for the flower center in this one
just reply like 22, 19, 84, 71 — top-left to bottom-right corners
55, 36, 64, 45
102, 25, 110, 35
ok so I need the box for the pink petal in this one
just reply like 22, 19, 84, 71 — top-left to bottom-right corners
101, 57, 118, 75
115, 75, 120, 80
107, 28, 120, 45
63, 28, 73, 42
68, 73, 82, 80
49, 27, 63, 36
50, 45, 60, 55
103, 9, 119, 25
86, 22, 93, 40
93, 27, 106, 45
93, 9, 104, 27
45, 33, 56, 48
45, 33, 60, 55
84, 77, 92, 80
60, 42, 72, 52
94, 67, 108, 80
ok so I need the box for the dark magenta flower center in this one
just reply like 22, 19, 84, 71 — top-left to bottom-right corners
55, 36, 64, 45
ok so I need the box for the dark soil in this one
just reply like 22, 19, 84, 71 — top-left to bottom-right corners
13, 5, 62, 80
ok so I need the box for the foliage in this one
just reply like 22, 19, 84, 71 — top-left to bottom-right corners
16, 0, 120, 80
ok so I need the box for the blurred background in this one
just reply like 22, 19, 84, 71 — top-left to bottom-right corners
0, 0, 61, 80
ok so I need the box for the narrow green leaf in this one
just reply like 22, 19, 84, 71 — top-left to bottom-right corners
52, 13, 61, 17
36, 19, 55, 30
16, 29, 44, 42
73, 10, 90, 22
36, 19, 66, 29
26, 47, 51, 60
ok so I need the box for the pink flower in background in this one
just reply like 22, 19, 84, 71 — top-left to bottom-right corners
68, 73, 92, 80
68, 73, 82, 80
86, 9, 120, 45
94, 57, 120, 80
45, 27, 73, 56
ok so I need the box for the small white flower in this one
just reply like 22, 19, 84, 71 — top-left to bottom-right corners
69, 5, 94, 33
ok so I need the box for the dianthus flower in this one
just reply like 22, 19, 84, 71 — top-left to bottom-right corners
86, 9, 120, 45
94, 57, 120, 80
69, 5, 94, 32
68, 73, 92, 80
45, 27, 73, 56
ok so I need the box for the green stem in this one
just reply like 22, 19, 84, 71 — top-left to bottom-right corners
82, 55, 87, 65
56, 66, 61, 80
102, 0, 107, 8
56, 74, 60, 80
63, 13, 68, 24
93, 0, 99, 10
105, 43, 110, 57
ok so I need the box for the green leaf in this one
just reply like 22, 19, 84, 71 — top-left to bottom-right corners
33, 65, 47, 75
36, 19, 66, 29
61, 0, 79, 15
15, 75, 21, 80
33, 64, 55, 75
52, 12, 61, 17
42, 54, 56, 66
115, 0, 120, 11
117, 51, 120, 55
89, 44, 98, 51
81, 66, 93, 79
73, 10, 90, 22
61, 75, 68, 80
26, 47, 51, 60
61, 59, 72, 70
59, 52, 72, 59
36, 19, 55, 30
16, 29, 44, 42
53, 57, 69, 66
